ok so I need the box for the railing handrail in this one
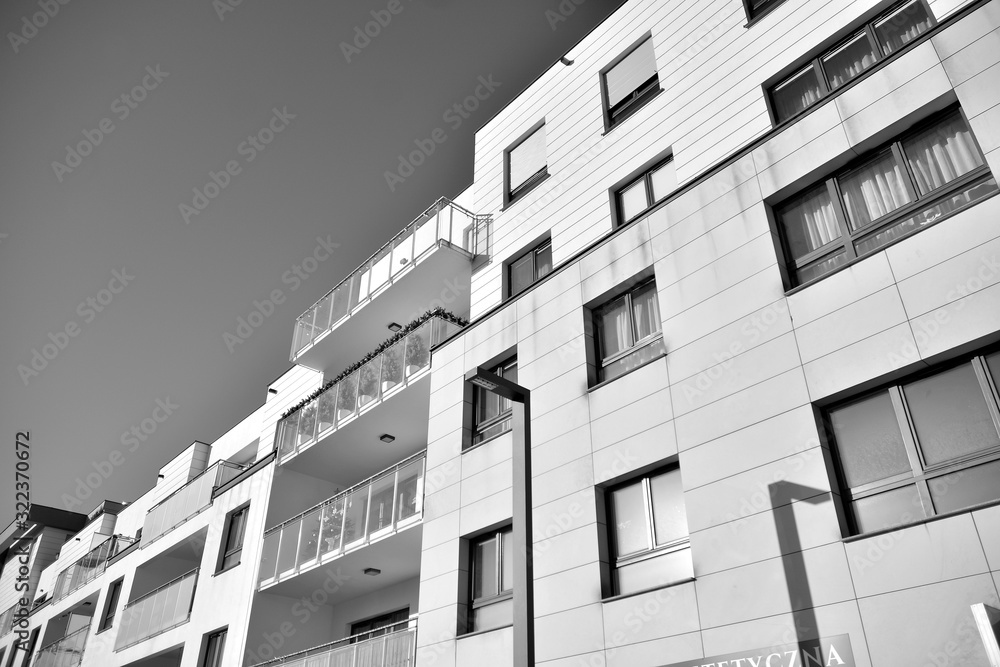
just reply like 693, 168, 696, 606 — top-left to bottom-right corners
123, 567, 198, 609
53, 533, 126, 601
264, 450, 426, 536
36, 625, 89, 654
145, 460, 246, 516
295, 196, 483, 325
249, 617, 417, 667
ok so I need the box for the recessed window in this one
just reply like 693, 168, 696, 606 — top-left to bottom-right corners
769, 0, 934, 123
602, 36, 659, 129
606, 466, 692, 596
508, 239, 553, 297
350, 608, 409, 641
218, 504, 249, 571
469, 526, 513, 632
505, 124, 547, 204
471, 359, 517, 446
203, 629, 227, 667
98, 578, 124, 631
743, 0, 788, 22
775, 107, 997, 286
827, 350, 1000, 535
593, 278, 664, 383
617, 157, 677, 225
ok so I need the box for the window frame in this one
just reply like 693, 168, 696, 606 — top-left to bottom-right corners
774, 105, 996, 288
592, 277, 664, 384
217, 503, 250, 573
743, 0, 789, 24
468, 526, 514, 632
766, 0, 936, 125
600, 34, 661, 131
202, 628, 227, 667
97, 577, 124, 632
470, 358, 518, 447
615, 156, 676, 226
503, 121, 548, 207
826, 350, 1000, 536
349, 607, 409, 642
506, 238, 552, 298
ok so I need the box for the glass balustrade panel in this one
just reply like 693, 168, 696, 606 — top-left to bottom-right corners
357, 357, 382, 408
342, 487, 369, 547
277, 520, 301, 575
319, 497, 345, 557
337, 371, 359, 421
259, 531, 280, 583
317, 387, 336, 435
395, 459, 424, 523
367, 474, 396, 535
297, 508, 322, 568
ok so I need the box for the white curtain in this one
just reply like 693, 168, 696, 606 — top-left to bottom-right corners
840, 153, 912, 230
877, 1, 933, 55
600, 296, 631, 358
824, 35, 877, 89
631, 284, 661, 340
780, 187, 841, 260
905, 114, 982, 195
773, 68, 823, 121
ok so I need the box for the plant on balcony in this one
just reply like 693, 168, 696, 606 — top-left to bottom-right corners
316, 390, 336, 432
337, 372, 358, 420
404, 328, 429, 376
381, 340, 404, 392
297, 403, 317, 445
358, 359, 381, 407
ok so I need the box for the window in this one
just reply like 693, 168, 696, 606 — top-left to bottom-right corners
617, 158, 677, 225
593, 279, 664, 383
775, 108, 997, 286
744, 0, 788, 22
98, 578, 123, 631
14, 629, 38, 667
469, 526, 513, 632
602, 36, 659, 128
508, 239, 552, 297
218, 505, 249, 571
769, 0, 934, 123
606, 466, 692, 596
350, 608, 409, 641
471, 359, 517, 446
505, 124, 547, 204
827, 350, 1000, 535
203, 629, 227, 667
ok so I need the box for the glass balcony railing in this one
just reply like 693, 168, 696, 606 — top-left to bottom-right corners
114, 568, 198, 651
277, 316, 461, 462
34, 626, 88, 667
0, 603, 15, 637
249, 619, 416, 667
259, 452, 425, 588
291, 197, 489, 360
143, 461, 246, 546
51, 535, 135, 603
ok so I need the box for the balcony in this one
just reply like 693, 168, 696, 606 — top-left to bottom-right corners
142, 461, 245, 546
114, 568, 198, 651
51, 534, 135, 603
0, 603, 15, 637
291, 197, 489, 372
259, 452, 424, 590
250, 619, 416, 667
276, 314, 461, 466
34, 626, 88, 667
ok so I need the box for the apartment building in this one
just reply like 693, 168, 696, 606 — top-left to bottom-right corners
4, 0, 1000, 665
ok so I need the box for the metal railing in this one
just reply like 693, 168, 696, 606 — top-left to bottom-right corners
249, 619, 417, 667
291, 197, 489, 360
259, 452, 425, 587
277, 316, 461, 462
114, 568, 198, 651
51, 534, 135, 603
34, 626, 88, 667
142, 461, 246, 546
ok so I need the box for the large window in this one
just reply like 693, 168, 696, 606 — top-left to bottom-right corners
827, 350, 1000, 535
769, 0, 934, 123
617, 158, 677, 225
468, 526, 513, 633
505, 124, 547, 204
218, 504, 249, 571
203, 629, 227, 667
602, 36, 659, 129
606, 466, 692, 596
775, 107, 997, 286
471, 359, 517, 446
508, 239, 552, 297
98, 578, 124, 631
593, 279, 664, 383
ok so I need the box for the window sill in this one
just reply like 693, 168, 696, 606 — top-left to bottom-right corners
213, 562, 241, 577
588, 350, 666, 393
459, 623, 514, 640
601, 577, 696, 604
602, 87, 663, 136
501, 172, 551, 213
842, 496, 1000, 544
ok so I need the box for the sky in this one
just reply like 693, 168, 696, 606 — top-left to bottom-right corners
0, 0, 619, 523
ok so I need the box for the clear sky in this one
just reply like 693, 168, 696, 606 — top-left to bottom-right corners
0, 0, 618, 523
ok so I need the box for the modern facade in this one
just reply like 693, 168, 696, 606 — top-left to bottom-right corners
4, 0, 1000, 665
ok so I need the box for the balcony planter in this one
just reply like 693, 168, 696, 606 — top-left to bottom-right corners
381, 340, 404, 393
357, 358, 381, 408
404, 326, 429, 377
337, 370, 359, 421
297, 404, 316, 446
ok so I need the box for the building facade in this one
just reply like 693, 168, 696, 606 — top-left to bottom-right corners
4, 0, 1000, 665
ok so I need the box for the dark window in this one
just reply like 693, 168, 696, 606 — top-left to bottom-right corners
602, 36, 659, 128
505, 124, 547, 204
593, 278, 664, 383
508, 239, 553, 297
826, 350, 1000, 535
607, 466, 691, 596
769, 0, 934, 123
469, 526, 513, 633
350, 608, 409, 642
98, 578, 124, 631
471, 359, 518, 446
203, 629, 227, 667
743, 0, 788, 22
14, 629, 38, 667
775, 108, 997, 286
617, 158, 677, 225
218, 505, 249, 571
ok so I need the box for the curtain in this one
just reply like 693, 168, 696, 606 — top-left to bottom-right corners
823, 34, 877, 89
877, 1, 933, 55
772, 67, 823, 122
779, 186, 841, 260
599, 296, 631, 358
904, 113, 983, 195
840, 151, 911, 230
631, 283, 661, 340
